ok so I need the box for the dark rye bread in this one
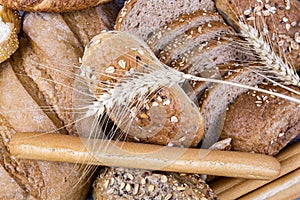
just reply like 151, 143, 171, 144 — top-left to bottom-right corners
221, 83, 300, 155
158, 21, 235, 65
115, 0, 216, 41
11, 5, 119, 135
0, 61, 92, 199
171, 37, 255, 73
199, 67, 264, 148
93, 168, 218, 200
215, 0, 300, 70
147, 11, 224, 54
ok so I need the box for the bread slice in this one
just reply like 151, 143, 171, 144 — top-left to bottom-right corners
221, 83, 300, 155
199, 67, 264, 148
0, 0, 112, 12
93, 168, 218, 200
158, 21, 234, 65
171, 37, 255, 73
0, 6, 20, 64
147, 11, 224, 54
115, 0, 216, 41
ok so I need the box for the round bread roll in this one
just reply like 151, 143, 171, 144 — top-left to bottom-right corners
221, 83, 300, 155
0, 5, 20, 64
93, 167, 218, 200
0, 0, 113, 12
80, 31, 204, 147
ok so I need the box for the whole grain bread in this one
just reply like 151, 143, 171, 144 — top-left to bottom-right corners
221, 83, 300, 155
81, 31, 204, 147
199, 67, 264, 148
158, 21, 234, 65
215, 0, 300, 70
93, 168, 218, 200
0, 6, 20, 64
115, 0, 216, 41
0, 0, 113, 12
147, 11, 224, 54
0, 61, 92, 199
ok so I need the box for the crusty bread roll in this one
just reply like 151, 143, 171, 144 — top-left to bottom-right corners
81, 31, 204, 147
0, 5, 20, 64
0, 0, 114, 12
221, 83, 300, 155
93, 168, 218, 200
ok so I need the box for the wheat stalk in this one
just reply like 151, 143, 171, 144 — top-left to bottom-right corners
238, 20, 300, 87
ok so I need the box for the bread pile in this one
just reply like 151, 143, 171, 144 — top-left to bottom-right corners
0, 0, 299, 199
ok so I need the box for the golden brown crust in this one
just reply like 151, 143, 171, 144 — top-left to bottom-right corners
0, 0, 113, 12
0, 6, 20, 63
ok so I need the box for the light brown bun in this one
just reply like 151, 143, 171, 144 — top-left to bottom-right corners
0, 0, 113, 12
81, 31, 204, 147
0, 6, 20, 63
215, 0, 300, 70
221, 83, 300, 155
93, 168, 218, 200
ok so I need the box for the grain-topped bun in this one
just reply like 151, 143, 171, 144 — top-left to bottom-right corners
0, 5, 20, 64
80, 31, 204, 147
0, 0, 114, 12
93, 168, 218, 200
115, 0, 216, 40
215, 0, 300, 70
221, 83, 300, 155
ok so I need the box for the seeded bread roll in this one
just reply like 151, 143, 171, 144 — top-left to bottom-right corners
215, 0, 300, 70
0, 0, 113, 12
221, 83, 300, 155
115, 0, 216, 40
0, 6, 20, 64
81, 31, 204, 147
93, 168, 218, 200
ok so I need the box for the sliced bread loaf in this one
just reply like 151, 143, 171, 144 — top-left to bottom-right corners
158, 21, 234, 65
115, 0, 216, 41
199, 67, 264, 148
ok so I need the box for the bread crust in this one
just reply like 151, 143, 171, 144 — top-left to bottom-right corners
222, 83, 300, 155
0, 6, 20, 64
215, 0, 300, 70
0, 0, 112, 12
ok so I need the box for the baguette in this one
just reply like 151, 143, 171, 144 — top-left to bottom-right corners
0, 0, 113, 12
210, 141, 300, 199
0, 5, 20, 64
9, 132, 281, 179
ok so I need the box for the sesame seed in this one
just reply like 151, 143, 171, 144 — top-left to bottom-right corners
279, 132, 285, 137
282, 17, 288, 23
170, 116, 178, 123
152, 102, 159, 106
118, 60, 126, 69
105, 66, 115, 74
163, 99, 171, 106
148, 185, 154, 192
125, 183, 131, 192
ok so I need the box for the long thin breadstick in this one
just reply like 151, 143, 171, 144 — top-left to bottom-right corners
210, 141, 300, 199
240, 168, 300, 200
9, 132, 280, 180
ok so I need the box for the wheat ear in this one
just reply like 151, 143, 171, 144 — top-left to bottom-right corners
238, 21, 300, 87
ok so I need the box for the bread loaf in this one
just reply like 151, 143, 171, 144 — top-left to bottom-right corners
80, 31, 204, 147
115, 0, 216, 40
221, 83, 300, 155
93, 168, 218, 200
215, 0, 300, 70
0, 0, 114, 12
0, 6, 20, 64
